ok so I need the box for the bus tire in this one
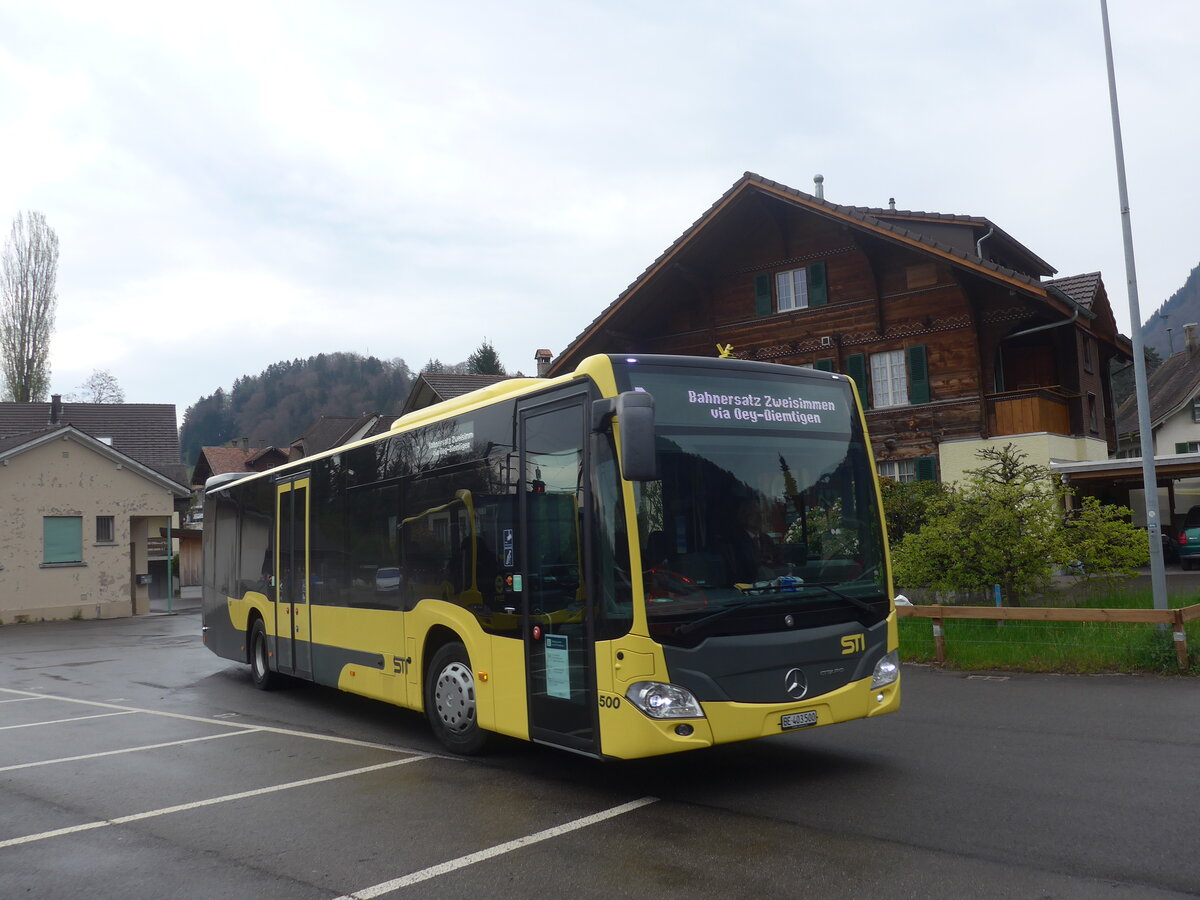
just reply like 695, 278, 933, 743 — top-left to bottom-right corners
249, 618, 280, 691
425, 642, 489, 754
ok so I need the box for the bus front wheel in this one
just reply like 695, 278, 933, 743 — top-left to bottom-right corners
249, 619, 280, 691
425, 642, 489, 754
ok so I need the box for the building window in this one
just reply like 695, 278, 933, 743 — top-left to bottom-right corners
96, 516, 115, 543
776, 268, 810, 312
1192, 396, 1200, 424
870, 350, 908, 407
1084, 337, 1095, 374
44, 516, 83, 565
1087, 393, 1098, 433
878, 460, 916, 483
754, 263, 827, 317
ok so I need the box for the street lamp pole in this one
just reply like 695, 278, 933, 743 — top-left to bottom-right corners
1100, 0, 1167, 611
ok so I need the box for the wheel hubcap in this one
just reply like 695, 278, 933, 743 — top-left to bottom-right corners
254, 635, 267, 678
434, 661, 476, 734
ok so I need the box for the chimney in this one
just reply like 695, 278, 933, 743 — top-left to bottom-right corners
241, 437, 249, 452
888, 197, 896, 210
535, 348, 553, 378
1186, 323, 1199, 354
813, 174, 824, 200
50, 394, 62, 425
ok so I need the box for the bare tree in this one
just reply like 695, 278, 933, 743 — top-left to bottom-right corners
1, 211, 59, 402
72, 369, 126, 403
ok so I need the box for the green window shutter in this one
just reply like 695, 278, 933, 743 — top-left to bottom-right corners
44, 516, 83, 564
815, 358, 833, 372
908, 344, 930, 404
754, 273, 773, 317
807, 262, 828, 307
846, 354, 868, 407
915, 457, 937, 482
1176, 442, 1189, 454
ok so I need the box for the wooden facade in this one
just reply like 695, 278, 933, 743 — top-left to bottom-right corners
549, 174, 1131, 482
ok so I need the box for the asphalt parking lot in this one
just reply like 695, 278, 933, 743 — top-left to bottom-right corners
4, 605, 1200, 899
0, 678, 658, 899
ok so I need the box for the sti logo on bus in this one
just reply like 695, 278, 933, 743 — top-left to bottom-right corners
841, 634, 865, 655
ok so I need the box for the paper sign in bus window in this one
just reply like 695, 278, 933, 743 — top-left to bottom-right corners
544, 633, 571, 699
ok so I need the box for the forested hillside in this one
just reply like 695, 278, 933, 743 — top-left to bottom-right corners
1143, 262, 1200, 358
179, 352, 414, 468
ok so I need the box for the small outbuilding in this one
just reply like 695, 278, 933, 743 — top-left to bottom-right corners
0, 425, 190, 622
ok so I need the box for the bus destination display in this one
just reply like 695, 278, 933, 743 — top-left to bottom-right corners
627, 372, 853, 432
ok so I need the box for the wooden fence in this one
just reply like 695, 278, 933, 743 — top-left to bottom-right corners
896, 602, 1200, 670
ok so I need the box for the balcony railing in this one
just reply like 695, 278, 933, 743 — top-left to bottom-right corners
986, 387, 1079, 437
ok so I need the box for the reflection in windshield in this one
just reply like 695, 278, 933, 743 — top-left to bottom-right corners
636, 428, 886, 641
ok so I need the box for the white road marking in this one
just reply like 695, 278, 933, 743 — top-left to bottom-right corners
0, 756, 428, 850
0, 711, 137, 730
0, 697, 42, 704
334, 796, 660, 899
0, 729, 258, 772
0, 687, 442, 756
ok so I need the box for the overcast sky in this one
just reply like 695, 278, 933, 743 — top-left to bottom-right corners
1, 1, 1197, 419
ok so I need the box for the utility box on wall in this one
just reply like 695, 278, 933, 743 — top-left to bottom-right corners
136, 574, 152, 586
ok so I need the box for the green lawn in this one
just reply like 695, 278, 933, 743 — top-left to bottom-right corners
897, 582, 1200, 675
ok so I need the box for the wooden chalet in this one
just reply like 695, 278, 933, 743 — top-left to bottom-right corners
549, 173, 1132, 483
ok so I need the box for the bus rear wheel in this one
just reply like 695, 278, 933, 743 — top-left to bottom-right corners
249, 619, 280, 691
425, 642, 489, 754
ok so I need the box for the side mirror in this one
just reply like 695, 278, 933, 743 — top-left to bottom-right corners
593, 391, 657, 481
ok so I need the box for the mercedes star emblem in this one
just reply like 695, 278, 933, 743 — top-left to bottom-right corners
784, 667, 808, 700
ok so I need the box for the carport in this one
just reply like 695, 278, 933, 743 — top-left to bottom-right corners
1050, 451, 1200, 533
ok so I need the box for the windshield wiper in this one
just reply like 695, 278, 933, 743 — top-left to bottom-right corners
674, 583, 880, 637
805, 581, 876, 615
675, 596, 797, 636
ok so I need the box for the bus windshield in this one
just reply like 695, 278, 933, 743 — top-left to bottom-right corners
617, 360, 887, 644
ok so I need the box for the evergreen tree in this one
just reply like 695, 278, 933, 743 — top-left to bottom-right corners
466, 338, 506, 375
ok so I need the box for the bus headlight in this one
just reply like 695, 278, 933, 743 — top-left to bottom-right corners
626, 682, 704, 719
871, 650, 900, 689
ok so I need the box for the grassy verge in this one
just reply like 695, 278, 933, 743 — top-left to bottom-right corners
897, 582, 1200, 675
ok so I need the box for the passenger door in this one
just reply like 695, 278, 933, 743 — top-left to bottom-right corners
275, 474, 313, 679
517, 391, 597, 755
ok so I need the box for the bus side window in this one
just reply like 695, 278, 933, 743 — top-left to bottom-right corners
213, 498, 239, 598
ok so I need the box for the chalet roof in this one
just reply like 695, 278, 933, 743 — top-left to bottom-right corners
192, 443, 289, 486
400, 374, 513, 416
0, 425, 190, 496
846, 205, 1057, 278
0, 400, 184, 483
288, 413, 397, 459
198, 446, 255, 476
549, 172, 1099, 374
1115, 345, 1200, 436
1045, 272, 1103, 310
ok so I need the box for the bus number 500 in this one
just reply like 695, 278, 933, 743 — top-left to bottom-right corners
599, 694, 621, 710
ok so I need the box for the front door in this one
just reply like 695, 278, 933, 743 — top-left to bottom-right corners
518, 393, 597, 755
275, 475, 313, 679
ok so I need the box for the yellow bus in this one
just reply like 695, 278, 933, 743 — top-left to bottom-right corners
201, 354, 900, 758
